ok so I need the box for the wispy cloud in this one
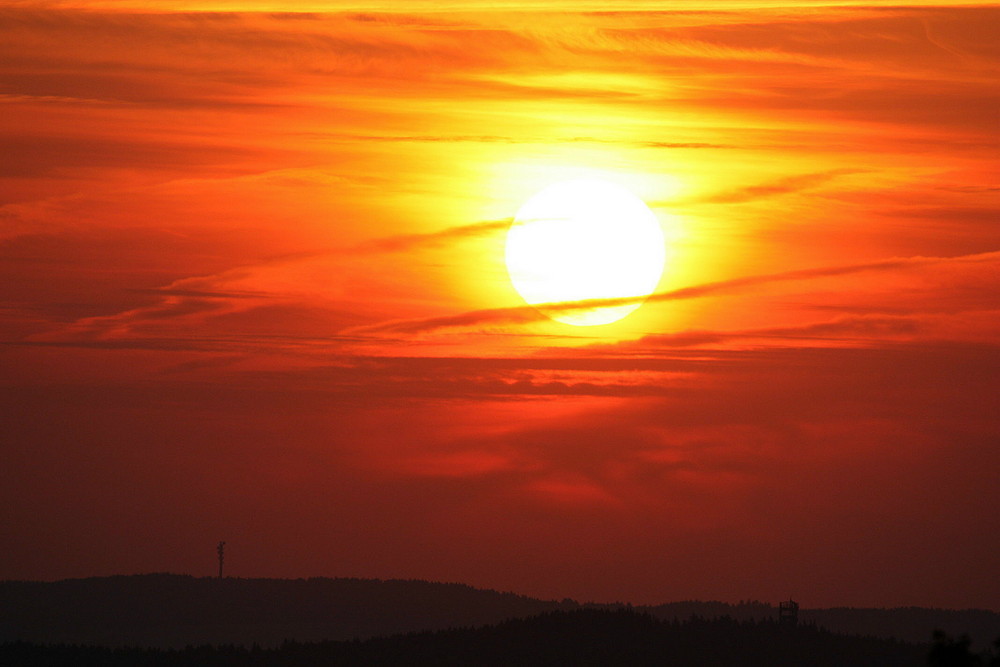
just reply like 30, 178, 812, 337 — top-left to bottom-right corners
597, 315, 925, 350
653, 169, 862, 208
349, 250, 1000, 335
313, 132, 732, 149
352, 218, 511, 253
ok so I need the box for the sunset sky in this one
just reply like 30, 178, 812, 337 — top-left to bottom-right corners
2, 0, 998, 610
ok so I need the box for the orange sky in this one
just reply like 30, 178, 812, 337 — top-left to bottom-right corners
2, 1, 999, 609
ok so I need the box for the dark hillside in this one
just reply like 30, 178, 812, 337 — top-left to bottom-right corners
804, 607, 1000, 651
0, 574, 565, 648
645, 601, 1000, 651
1, 608, 930, 666
2, 575, 997, 652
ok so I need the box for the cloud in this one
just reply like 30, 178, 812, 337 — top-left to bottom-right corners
0, 135, 259, 178
352, 218, 512, 253
2, 207, 516, 347
349, 250, 1000, 335
590, 315, 925, 350
4, 336, 998, 605
127, 287, 271, 299
314, 133, 732, 149
671, 169, 862, 206
1, 0, 997, 610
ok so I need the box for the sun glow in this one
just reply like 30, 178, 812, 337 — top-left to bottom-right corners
505, 179, 666, 326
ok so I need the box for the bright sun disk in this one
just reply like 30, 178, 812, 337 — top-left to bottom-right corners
506, 179, 666, 326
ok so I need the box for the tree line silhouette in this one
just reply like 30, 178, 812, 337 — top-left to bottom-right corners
4, 575, 997, 650
3, 576, 997, 665
929, 630, 1000, 667
3, 608, 973, 666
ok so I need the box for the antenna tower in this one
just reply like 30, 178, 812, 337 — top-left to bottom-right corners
779, 599, 799, 627
217, 541, 226, 579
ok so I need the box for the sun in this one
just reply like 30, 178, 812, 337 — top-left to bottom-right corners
505, 179, 666, 326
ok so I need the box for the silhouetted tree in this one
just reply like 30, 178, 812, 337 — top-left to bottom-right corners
989, 637, 1000, 667
929, 630, 981, 666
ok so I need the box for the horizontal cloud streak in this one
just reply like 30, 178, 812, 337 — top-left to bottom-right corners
352, 218, 512, 253
349, 250, 1000, 335
598, 315, 926, 350
316, 133, 732, 150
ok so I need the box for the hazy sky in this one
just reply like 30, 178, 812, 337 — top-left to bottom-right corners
2, 0, 998, 609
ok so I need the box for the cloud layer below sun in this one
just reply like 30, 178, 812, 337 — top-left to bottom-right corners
1, 1, 998, 609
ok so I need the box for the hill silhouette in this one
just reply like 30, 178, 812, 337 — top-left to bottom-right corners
645, 601, 1000, 651
2, 608, 930, 666
0, 574, 564, 647
1, 574, 997, 652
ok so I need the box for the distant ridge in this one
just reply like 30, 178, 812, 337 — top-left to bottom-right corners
0, 574, 565, 648
1, 574, 997, 650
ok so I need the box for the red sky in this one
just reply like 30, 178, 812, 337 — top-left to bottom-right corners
1, 0, 998, 609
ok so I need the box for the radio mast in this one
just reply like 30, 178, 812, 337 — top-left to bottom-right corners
217, 541, 226, 579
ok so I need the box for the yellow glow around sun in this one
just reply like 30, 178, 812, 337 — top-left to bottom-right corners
506, 179, 666, 326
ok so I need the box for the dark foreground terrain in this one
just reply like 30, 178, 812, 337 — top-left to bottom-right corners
2, 574, 998, 649
1, 608, 930, 666
2, 575, 998, 665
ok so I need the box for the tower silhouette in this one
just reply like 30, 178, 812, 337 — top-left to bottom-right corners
217, 541, 226, 579
779, 599, 799, 627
